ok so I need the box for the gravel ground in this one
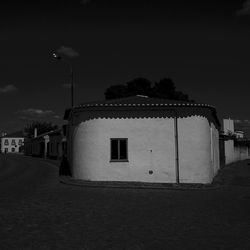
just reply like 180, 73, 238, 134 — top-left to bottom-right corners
0, 154, 250, 250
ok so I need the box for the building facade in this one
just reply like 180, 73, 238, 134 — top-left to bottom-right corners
24, 128, 66, 159
65, 95, 220, 184
0, 131, 25, 153
222, 119, 250, 165
235, 130, 244, 139
47, 129, 65, 159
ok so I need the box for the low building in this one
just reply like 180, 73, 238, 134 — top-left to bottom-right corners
24, 132, 49, 157
24, 128, 66, 159
235, 130, 244, 139
47, 129, 66, 159
64, 95, 221, 184
221, 119, 250, 165
0, 131, 25, 154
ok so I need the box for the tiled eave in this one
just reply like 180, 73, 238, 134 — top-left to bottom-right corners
64, 95, 220, 129
74, 102, 214, 109
67, 105, 220, 130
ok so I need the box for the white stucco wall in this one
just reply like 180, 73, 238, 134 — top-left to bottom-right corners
224, 139, 250, 164
241, 146, 250, 160
70, 118, 176, 183
69, 115, 220, 184
49, 134, 63, 158
211, 123, 220, 178
223, 119, 234, 134
1, 137, 24, 153
234, 145, 249, 162
224, 140, 235, 165
178, 117, 219, 183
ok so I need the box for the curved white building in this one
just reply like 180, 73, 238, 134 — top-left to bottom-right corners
65, 95, 220, 184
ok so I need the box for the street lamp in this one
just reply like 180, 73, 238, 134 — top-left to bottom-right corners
53, 53, 74, 108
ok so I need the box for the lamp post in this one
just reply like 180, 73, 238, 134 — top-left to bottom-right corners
53, 53, 74, 108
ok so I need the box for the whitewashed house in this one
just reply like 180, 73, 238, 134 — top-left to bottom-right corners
222, 118, 250, 165
235, 130, 244, 139
24, 130, 49, 157
24, 128, 65, 159
0, 131, 25, 153
64, 95, 221, 184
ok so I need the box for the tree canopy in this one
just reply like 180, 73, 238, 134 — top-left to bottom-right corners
104, 77, 193, 102
24, 121, 58, 138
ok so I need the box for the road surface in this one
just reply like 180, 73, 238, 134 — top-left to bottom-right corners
0, 154, 250, 249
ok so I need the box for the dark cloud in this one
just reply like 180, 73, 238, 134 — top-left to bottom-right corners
62, 83, 78, 89
234, 119, 250, 124
16, 109, 58, 121
16, 109, 64, 124
236, 0, 250, 16
0, 84, 18, 93
80, 0, 92, 5
18, 108, 54, 116
57, 46, 79, 58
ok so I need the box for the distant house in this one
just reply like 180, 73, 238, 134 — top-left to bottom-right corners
221, 119, 250, 165
235, 130, 244, 139
24, 128, 66, 159
0, 131, 25, 154
24, 131, 48, 157
64, 95, 221, 184
47, 129, 66, 159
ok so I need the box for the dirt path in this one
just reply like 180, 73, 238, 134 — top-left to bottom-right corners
0, 154, 250, 249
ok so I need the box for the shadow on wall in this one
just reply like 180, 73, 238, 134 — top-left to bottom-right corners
59, 156, 72, 176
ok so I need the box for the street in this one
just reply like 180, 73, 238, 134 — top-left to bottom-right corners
0, 154, 250, 250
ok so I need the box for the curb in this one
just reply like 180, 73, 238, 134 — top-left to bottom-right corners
59, 176, 223, 190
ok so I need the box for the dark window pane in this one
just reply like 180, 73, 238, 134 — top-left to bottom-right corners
111, 140, 119, 160
119, 139, 127, 160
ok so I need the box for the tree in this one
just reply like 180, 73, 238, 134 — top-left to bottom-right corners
24, 121, 58, 138
104, 77, 194, 102
104, 84, 128, 100
105, 78, 152, 100
126, 77, 152, 97
151, 78, 176, 99
151, 78, 192, 101
173, 91, 190, 101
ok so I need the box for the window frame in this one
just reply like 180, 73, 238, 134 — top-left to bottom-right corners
11, 139, 16, 146
4, 139, 9, 146
110, 138, 128, 162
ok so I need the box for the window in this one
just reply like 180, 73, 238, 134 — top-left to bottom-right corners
18, 139, 23, 145
11, 139, 15, 146
11, 148, 15, 152
110, 138, 128, 161
4, 148, 8, 153
4, 139, 9, 146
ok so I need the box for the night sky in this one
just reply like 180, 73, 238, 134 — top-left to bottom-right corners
1, 0, 250, 135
